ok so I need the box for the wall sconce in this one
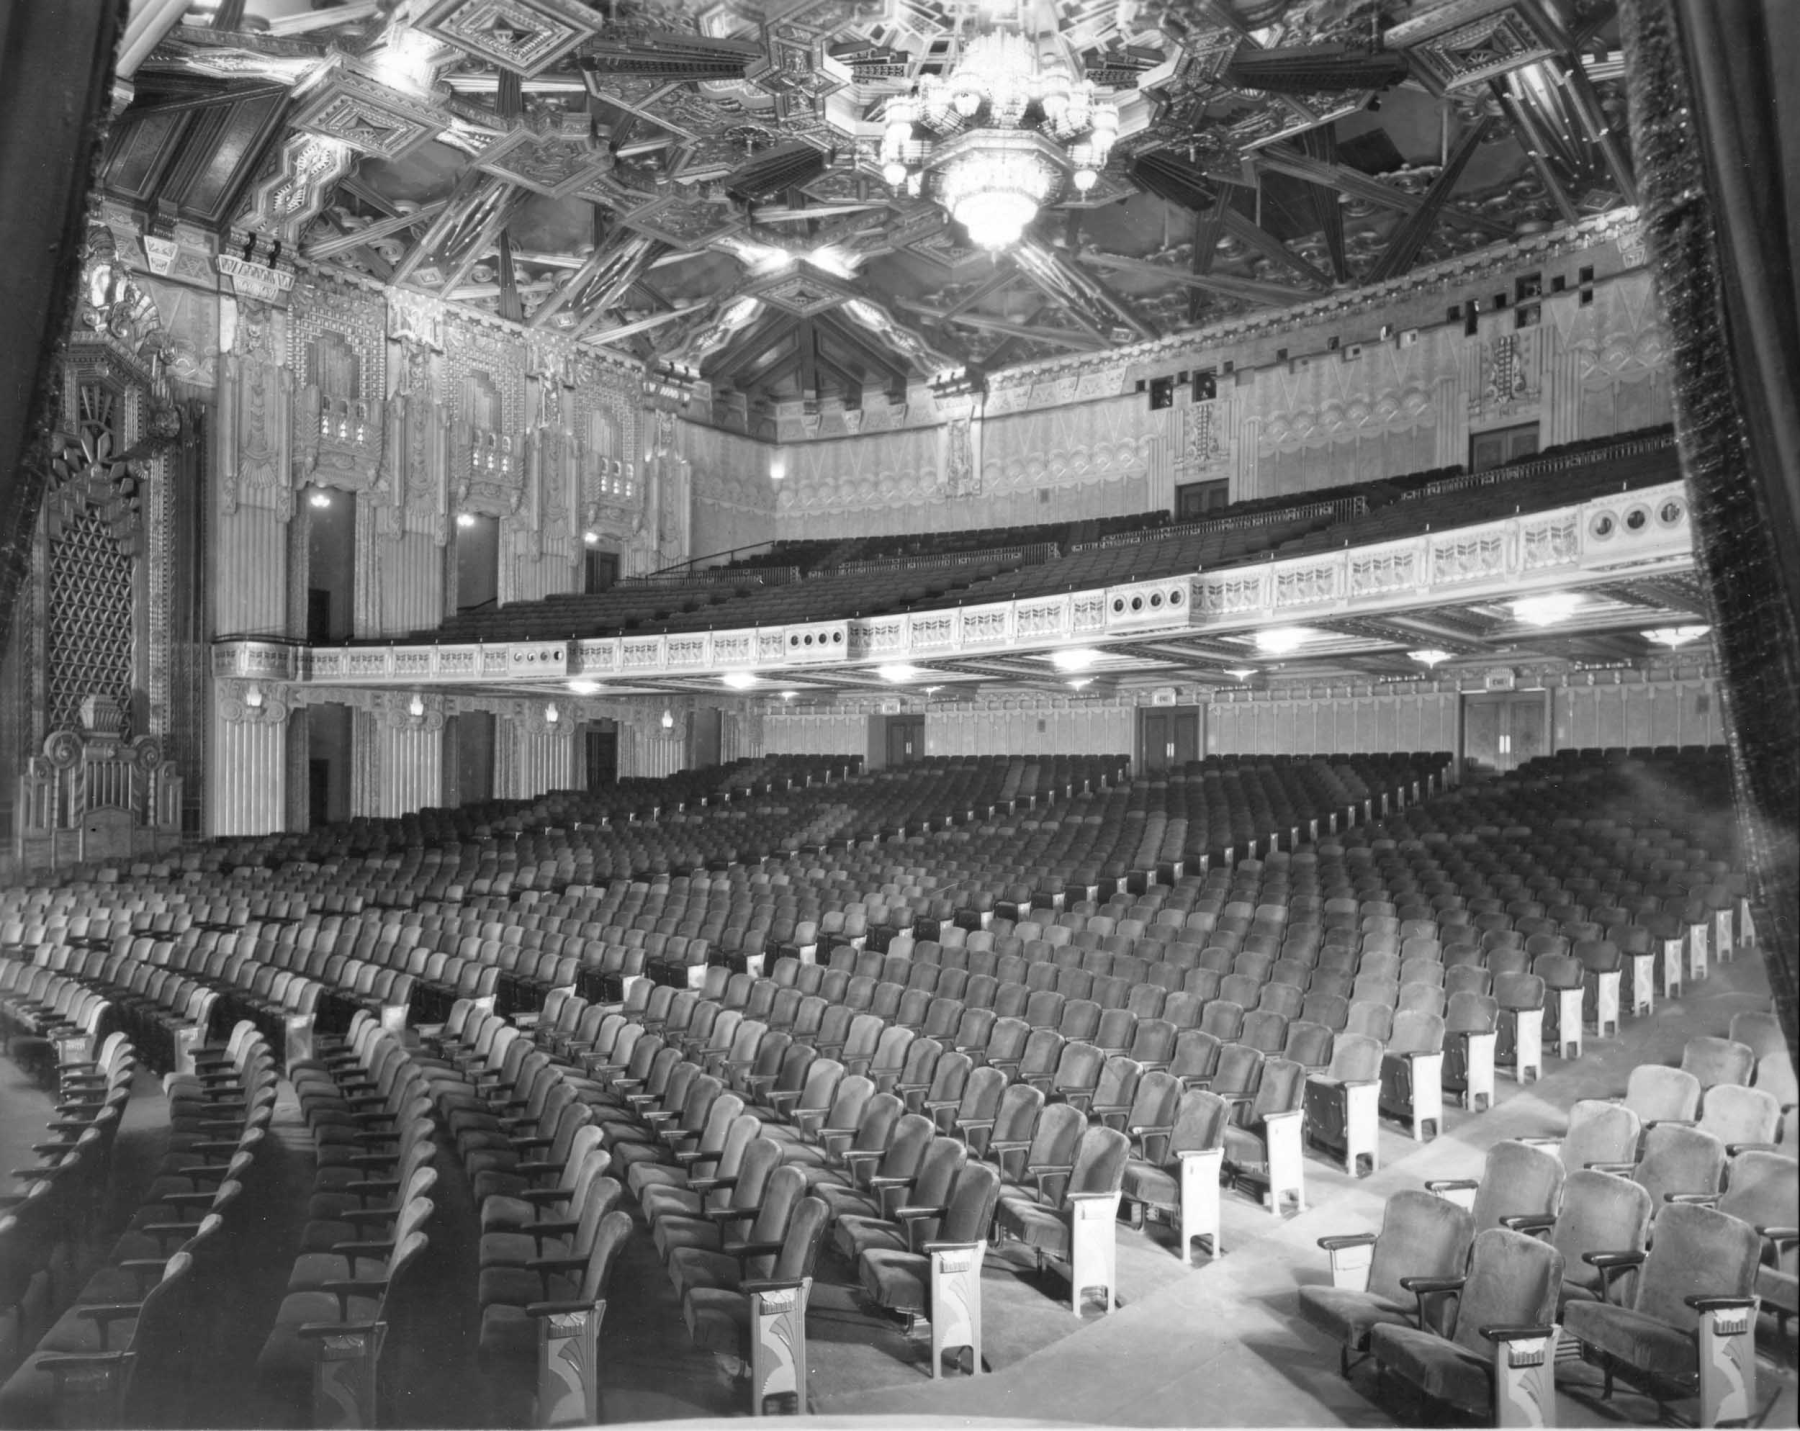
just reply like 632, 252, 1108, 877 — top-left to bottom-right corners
545, 702, 559, 724
308, 490, 332, 509
583, 530, 600, 546
409, 694, 425, 717
456, 512, 476, 529
660, 708, 675, 730
769, 452, 786, 482
244, 684, 264, 708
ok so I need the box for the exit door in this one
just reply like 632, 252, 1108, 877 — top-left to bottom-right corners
1462, 692, 1550, 774
1140, 707, 1201, 774
885, 715, 925, 767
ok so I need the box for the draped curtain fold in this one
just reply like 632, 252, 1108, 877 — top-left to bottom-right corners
1621, 0, 1800, 1056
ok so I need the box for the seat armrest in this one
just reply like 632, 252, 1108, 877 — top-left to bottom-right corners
1317, 1233, 1377, 1253
922, 1239, 982, 1255
1584, 1160, 1636, 1174
1499, 1214, 1557, 1234
723, 1239, 785, 1262
1684, 1295, 1758, 1314
1479, 1324, 1556, 1343
1399, 1276, 1466, 1294
525, 1300, 601, 1319
1664, 1193, 1722, 1206
1424, 1178, 1479, 1193
740, 1278, 807, 1296
893, 1205, 948, 1222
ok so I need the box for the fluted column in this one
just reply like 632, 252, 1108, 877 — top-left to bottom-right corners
373, 692, 444, 817
210, 679, 289, 835
507, 700, 578, 797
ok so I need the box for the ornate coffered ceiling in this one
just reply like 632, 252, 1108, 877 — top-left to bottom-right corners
114, 0, 1631, 426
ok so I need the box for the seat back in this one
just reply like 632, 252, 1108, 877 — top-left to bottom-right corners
1624, 1064, 1702, 1124
1559, 1099, 1641, 1170
1698, 1083, 1782, 1146
1470, 1141, 1566, 1234
1554, 1170, 1652, 1299
1680, 1036, 1756, 1090
1065, 1125, 1131, 1201
1634, 1123, 1727, 1206
1325, 1032, 1383, 1083
1448, 1228, 1564, 1358
1367, 1190, 1476, 1309
1627, 1201, 1763, 1330
940, 1161, 1004, 1242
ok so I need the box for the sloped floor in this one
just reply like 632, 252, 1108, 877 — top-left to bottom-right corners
1, 951, 1792, 1430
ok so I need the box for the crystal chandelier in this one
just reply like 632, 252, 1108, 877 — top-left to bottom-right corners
879, 28, 1119, 250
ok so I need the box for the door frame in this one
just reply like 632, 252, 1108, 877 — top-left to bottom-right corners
1458, 689, 1552, 773
1137, 705, 1203, 774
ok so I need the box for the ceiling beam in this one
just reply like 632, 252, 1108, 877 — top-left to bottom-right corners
1364, 114, 1495, 286
942, 264, 1018, 318
582, 303, 709, 347
1189, 186, 1230, 323
337, 173, 402, 219
565, 236, 669, 339
894, 299, 1109, 351
1076, 252, 1313, 307
1302, 126, 1349, 284
796, 319, 819, 400
304, 199, 446, 260
389, 167, 489, 286
1012, 239, 1159, 342
1557, 57, 1637, 204
709, 314, 802, 384
1221, 209, 1333, 289
435, 182, 531, 295
495, 230, 522, 323
1491, 79, 1580, 225
814, 311, 910, 385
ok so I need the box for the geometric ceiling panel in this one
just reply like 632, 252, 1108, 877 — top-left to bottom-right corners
291, 63, 447, 160
417, 0, 603, 77
1387, 0, 1569, 95
476, 113, 616, 197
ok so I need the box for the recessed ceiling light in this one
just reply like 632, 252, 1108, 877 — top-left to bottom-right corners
721, 672, 758, 689
567, 679, 599, 695
1512, 592, 1582, 627
1255, 626, 1312, 655
877, 664, 919, 683
1051, 648, 1100, 672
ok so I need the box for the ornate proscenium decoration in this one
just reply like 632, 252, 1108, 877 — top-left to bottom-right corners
879, 26, 1122, 250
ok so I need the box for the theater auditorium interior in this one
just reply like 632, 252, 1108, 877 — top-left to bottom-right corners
0, 0, 1796, 1426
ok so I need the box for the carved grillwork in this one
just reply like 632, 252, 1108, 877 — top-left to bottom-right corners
47, 502, 135, 738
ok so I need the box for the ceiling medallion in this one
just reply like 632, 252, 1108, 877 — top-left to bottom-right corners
879, 27, 1120, 251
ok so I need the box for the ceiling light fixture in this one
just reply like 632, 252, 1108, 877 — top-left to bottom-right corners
1225, 667, 1256, 681
1067, 676, 1093, 690
1050, 647, 1100, 672
879, 29, 1122, 250
780, 690, 796, 701
877, 664, 919, 683
1255, 626, 1312, 655
721, 672, 758, 689
1409, 649, 1453, 668
1644, 624, 1711, 648
1511, 592, 1583, 627
568, 679, 600, 695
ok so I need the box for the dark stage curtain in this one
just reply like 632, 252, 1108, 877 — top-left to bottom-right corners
1621, 0, 1800, 1057
0, 0, 125, 656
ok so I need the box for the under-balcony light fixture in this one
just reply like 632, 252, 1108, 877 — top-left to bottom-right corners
1067, 676, 1093, 690
244, 684, 264, 708
780, 690, 797, 701
568, 679, 600, 695
878, 663, 919, 683
660, 708, 675, 730
721, 672, 758, 690
309, 490, 332, 509
1511, 592, 1582, 627
544, 703, 559, 724
456, 511, 477, 529
1644, 624, 1710, 648
1410, 649, 1453, 668
1225, 667, 1256, 682
1051, 648, 1100, 672
408, 694, 425, 717
1255, 626, 1312, 656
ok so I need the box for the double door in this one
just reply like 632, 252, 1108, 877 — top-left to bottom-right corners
1462, 692, 1549, 774
1139, 707, 1201, 774
885, 715, 925, 767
